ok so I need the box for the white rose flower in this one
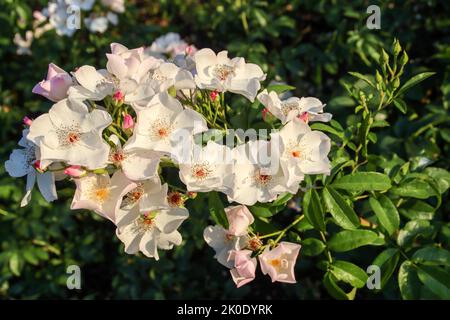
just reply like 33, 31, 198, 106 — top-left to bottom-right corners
271, 117, 331, 187
194, 48, 266, 102
68, 65, 115, 101
4, 129, 57, 207
203, 225, 248, 268
116, 181, 189, 260
71, 171, 137, 223
109, 135, 161, 181
27, 98, 112, 169
178, 140, 234, 193
124, 92, 207, 158
227, 140, 295, 206
257, 89, 332, 124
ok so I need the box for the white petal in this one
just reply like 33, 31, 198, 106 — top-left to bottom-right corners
36, 171, 57, 202
20, 171, 36, 207
155, 207, 189, 234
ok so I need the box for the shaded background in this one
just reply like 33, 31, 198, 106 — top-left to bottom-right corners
0, 0, 449, 299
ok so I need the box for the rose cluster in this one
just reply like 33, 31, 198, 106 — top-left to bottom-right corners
5, 41, 332, 287
14, 0, 125, 55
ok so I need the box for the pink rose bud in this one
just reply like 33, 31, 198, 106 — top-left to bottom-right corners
259, 242, 301, 284
210, 90, 219, 101
225, 205, 254, 237
113, 90, 125, 103
23, 116, 33, 126
32, 63, 72, 102
228, 250, 257, 288
122, 114, 134, 130
185, 45, 196, 56
64, 165, 85, 177
298, 112, 309, 123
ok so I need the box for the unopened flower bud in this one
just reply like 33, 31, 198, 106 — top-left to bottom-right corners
23, 116, 33, 126
64, 165, 85, 177
112, 90, 124, 106
210, 90, 219, 101
122, 114, 134, 130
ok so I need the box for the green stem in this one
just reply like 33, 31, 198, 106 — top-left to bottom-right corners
272, 215, 305, 245
320, 231, 333, 263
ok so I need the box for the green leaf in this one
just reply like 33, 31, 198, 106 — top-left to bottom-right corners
322, 186, 360, 230
416, 265, 450, 299
368, 195, 400, 235
397, 72, 436, 95
328, 229, 384, 252
301, 238, 325, 256
399, 200, 435, 220
303, 189, 325, 231
266, 84, 295, 94
393, 98, 408, 114
348, 72, 375, 87
398, 261, 421, 300
391, 179, 437, 199
270, 193, 293, 207
423, 167, 450, 194
9, 252, 21, 276
332, 172, 391, 192
412, 247, 450, 266
310, 123, 344, 139
397, 220, 434, 247
249, 205, 273, 218
331, 260, 368, 288
372, 248, 400, 289
323, 272, 357, 300
208, 192, 228, 228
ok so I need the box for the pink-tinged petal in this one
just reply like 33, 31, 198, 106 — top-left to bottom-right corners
225, 205, 254, 237
47, 63, 66, 79
110, 42, 129, 55
106, 53, 128, 79
258, 242, 301, 284
64, 165, 85, 177
228, 249, 257, 288
32, 81, 48, 97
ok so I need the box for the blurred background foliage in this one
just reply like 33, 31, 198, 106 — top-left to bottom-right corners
0, 0, 449, 299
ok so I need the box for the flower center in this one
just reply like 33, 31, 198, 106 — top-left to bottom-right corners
191, 162, 212, 181
67, 132, 80, 144
254, 170, 272, 187
213, 64, 235, 81
167, 192, 184, 207
291, 150, 301, 158
151, 69, 167, 82
150, 119, 173, 140
92, 187, 110, 203
110, 149, 126, 164
136, 211, 158, 233
286, 140, 307, 160
269, 257, 289, 270
56, 124, 82, 148
281, 101, 299, 116
124, 184, 144, 206
248, 237, 263, 251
